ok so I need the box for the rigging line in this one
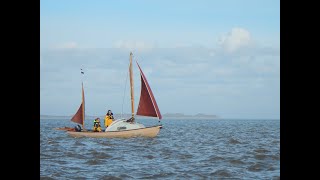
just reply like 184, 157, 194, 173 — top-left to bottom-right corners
121, 62, 130, 119
133, 54, 143, 63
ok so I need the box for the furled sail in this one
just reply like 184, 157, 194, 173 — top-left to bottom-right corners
71, 83, 85, 126
136, 62, 162, 120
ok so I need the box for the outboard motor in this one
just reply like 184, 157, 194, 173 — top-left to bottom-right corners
75, 125, 82, 132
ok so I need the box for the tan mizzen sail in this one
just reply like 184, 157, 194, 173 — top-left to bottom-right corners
70, 82, 85, 129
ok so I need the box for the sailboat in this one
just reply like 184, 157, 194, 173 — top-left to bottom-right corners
67, 52, 163, 138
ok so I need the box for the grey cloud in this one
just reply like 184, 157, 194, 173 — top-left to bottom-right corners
41, 46, 279, 117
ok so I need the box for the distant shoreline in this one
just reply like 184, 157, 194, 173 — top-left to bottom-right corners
40, 113, 220, 120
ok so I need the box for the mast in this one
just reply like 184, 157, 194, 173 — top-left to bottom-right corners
81, 82, 85, 129
81, 69, 85, 129
129, 52, 135, 119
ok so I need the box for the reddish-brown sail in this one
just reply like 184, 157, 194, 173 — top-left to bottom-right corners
136, 62, 162, 119
71, 82, 85, 127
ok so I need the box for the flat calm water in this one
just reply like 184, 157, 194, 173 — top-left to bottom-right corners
40, 118, 280, 179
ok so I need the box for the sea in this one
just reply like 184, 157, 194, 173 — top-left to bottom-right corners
40, 118, 280, 179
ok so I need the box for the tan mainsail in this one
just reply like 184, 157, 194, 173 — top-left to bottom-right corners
127, 52, 162, 120
136, 62, 162, 119
70, 82, 85, 128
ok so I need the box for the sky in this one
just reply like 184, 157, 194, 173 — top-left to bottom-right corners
40, 0, 280, 119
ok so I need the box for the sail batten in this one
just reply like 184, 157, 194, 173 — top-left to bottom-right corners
136, 62, 162, 120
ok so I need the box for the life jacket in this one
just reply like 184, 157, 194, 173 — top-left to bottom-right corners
93, 119, 101, 132
93, 126, 101, 132
105, 114, 114, 127
93, 120, 101, 128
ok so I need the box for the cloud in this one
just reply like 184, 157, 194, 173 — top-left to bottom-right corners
113, 40, 155, 51
209, 51, 215, 57
219, 27, 253, 53
40, 47, 279, 118
173, 43, 194, 48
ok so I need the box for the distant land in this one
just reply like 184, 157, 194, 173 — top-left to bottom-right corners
40, 113, 220, 120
